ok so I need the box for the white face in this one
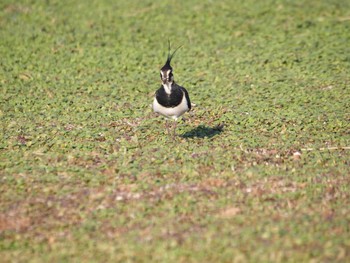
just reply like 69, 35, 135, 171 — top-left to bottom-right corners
160, 69, 173, 84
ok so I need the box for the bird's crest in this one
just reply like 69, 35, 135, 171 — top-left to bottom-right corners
161, 40, 182, 71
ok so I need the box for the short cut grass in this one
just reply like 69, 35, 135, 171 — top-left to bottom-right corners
1, 0, 349, 262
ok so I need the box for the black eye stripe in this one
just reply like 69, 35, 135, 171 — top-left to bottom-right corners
160, 70, 173, 81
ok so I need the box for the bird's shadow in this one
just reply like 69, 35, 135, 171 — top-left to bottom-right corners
181, 124, 224, 139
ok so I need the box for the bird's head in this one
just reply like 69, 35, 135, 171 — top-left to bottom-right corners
160, 61, 173, 85
160, 41, 182, 85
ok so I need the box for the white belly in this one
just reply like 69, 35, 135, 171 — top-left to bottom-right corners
153, 92, 189, 120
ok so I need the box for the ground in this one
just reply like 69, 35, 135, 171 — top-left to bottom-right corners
0, 0, 349, 262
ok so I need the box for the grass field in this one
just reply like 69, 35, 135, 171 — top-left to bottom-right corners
1, 0, 350, 262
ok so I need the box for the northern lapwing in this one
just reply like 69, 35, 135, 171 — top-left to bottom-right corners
153, 43, 191, 139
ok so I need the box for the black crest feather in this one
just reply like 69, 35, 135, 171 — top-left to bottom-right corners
162, 40, 182, 70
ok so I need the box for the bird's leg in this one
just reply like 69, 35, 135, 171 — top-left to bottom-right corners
173, 119, 178, 140
165, 119, 171, 137
166, 119, 174, 140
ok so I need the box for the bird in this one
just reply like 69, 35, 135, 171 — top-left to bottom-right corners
153, 42, 191, 139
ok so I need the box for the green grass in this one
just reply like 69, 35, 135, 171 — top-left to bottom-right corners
1, 0, 350, 262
